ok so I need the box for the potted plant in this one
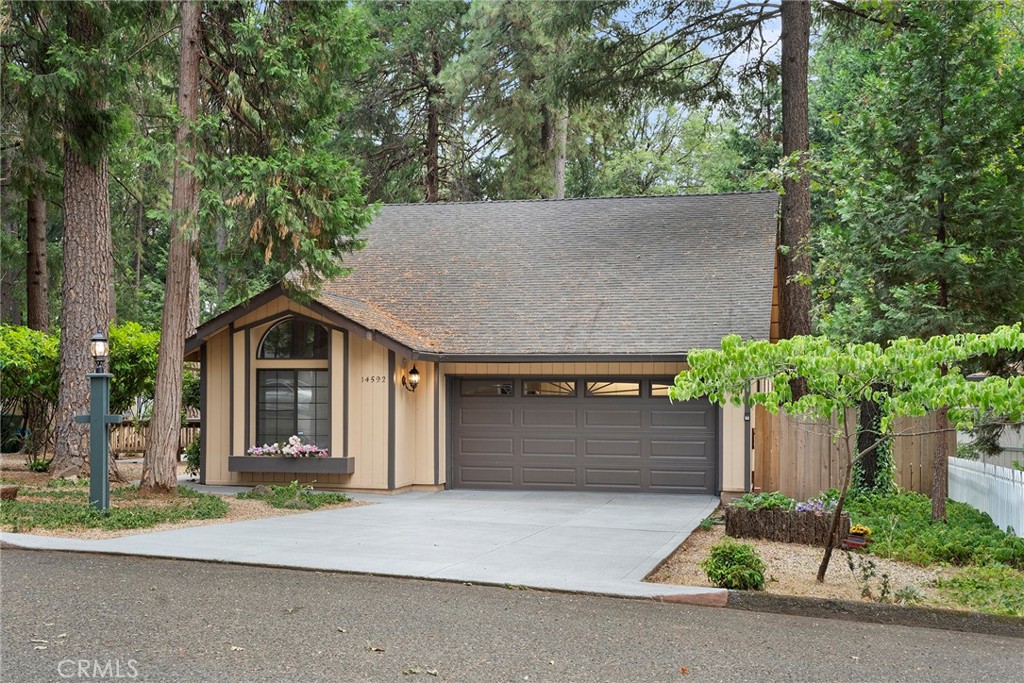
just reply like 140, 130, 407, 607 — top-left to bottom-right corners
228, 435, 354, 474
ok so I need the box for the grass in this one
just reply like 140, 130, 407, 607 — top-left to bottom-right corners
844, 491, 1024, 569
235, 481, 351, 509
0, 480, 229, 533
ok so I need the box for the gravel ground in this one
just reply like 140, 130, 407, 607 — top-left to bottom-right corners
649, 525, 957, 608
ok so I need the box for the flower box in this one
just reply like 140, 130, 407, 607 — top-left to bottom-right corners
228, 456, 354, 475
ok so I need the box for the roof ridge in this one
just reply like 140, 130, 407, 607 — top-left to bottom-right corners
380, 190, 778, 208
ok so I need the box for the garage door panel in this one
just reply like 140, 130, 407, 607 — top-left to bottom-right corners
453, 378, 718, 493
522, 408, 578, 427
584, 409, 643, 427
584, 468, 642, 488
585, 439, 641, 457
522, 467, 578, 486
460, 408, 514, 427
458, 465, 514, 486
649, 469, 712, 491
650, 439, 714, 458
460, 438, 514, 456
522, 438, 577, 457
650, 408, 712, 429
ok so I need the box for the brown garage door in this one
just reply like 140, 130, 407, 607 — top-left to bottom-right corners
451, 377, 718, 493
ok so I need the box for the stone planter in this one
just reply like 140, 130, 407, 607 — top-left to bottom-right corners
228, 456, 354, 475
725, 506, 850, 547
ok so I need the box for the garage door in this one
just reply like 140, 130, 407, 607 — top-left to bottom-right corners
451, 377, 718, 493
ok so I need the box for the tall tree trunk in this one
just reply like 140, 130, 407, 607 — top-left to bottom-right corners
931, 403, 950, 522
26, 156, 49, 332
778, 0, 812, 347
424, 38, 441, 203
931, 49, 950, 522
50, 4, 117, 479
856, 394, 882, 490
142, 0, 202, 493
553, 107, 568, 200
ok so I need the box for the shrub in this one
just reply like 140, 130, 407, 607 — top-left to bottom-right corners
183, 436, 200, 478
730, 491, 795, 511
845, 491, 1024, 569
701, 538, 766, 590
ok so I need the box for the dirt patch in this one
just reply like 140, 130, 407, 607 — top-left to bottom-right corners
1, 451, 150, 483
5, 496, 369, 540
648, 524, 958, 608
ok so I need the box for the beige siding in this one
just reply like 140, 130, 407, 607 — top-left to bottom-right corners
346, 334, 389, 489
720, 402, 746, 495
204, 329, 232, 484
393, 359, 437, 488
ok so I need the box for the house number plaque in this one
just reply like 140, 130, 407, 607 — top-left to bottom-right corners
361, 375, 388, 383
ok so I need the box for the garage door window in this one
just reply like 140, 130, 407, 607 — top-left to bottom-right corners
650, 381, 674, 397
523, 380, 576, 397
585, 380, 640, 397
461, 380, 513, 397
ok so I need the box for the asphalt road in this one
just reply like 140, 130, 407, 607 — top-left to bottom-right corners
1, 550, 1020, 683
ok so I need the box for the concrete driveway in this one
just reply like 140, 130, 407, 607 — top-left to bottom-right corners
2, 489, 721, 599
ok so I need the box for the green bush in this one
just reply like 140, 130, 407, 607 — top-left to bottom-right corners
701, 538, 766, 590
730, 491, 795, 511
183, 436, 200, 477
845, 491, 1024, 569
935, 564, 1024, 617
236, 480, 351, 509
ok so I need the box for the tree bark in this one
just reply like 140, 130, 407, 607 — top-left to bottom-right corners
931, 400, 950, 522
778, 0, 812, 349
424, 37, 442, 203
817, 425, 855, 583
26, 156, 49, 332
142, 0, 202, 493
856, 394, 882, 490
50, 4, 117, 479
553, 107, 568, 200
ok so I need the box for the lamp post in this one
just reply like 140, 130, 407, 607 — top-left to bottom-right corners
75, 331, 122, 513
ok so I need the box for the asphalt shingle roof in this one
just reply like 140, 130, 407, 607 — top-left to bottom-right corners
316, 192, 779, 358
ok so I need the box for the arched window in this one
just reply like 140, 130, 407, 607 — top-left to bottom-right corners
257, 318, 329, 359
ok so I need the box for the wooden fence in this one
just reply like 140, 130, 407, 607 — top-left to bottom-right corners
752, 407, 955, 499
109, 422, 200, 456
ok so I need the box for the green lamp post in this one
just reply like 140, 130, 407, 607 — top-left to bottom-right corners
75, 331, 122, 513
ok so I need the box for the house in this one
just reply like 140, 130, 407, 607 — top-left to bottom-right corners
185, 192, 780, 497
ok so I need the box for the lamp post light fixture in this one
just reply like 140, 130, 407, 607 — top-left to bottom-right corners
75, 329, 121, 513
89, 331, 109, 373
402, 365, 421, 393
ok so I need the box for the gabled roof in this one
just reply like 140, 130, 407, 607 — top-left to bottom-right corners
188, 192, 779, 360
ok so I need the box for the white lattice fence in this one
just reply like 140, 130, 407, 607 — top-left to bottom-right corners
948, 457, 1024, 536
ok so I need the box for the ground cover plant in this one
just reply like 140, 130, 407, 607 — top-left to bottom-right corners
0, 479, 229, 533
845, 491, 1024, 569
236, 480, 351, 510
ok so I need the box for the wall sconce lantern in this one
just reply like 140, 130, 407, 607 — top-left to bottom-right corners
402, 365, 420, 393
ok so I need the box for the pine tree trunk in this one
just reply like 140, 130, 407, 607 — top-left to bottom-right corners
50, 4, 117, 480
26, 157, 49, 332
142, 0, 202, 493
778, 0, 812, 348
931, 398, 950, 522
553, 107, 568, 200
424, 39, 441, 203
